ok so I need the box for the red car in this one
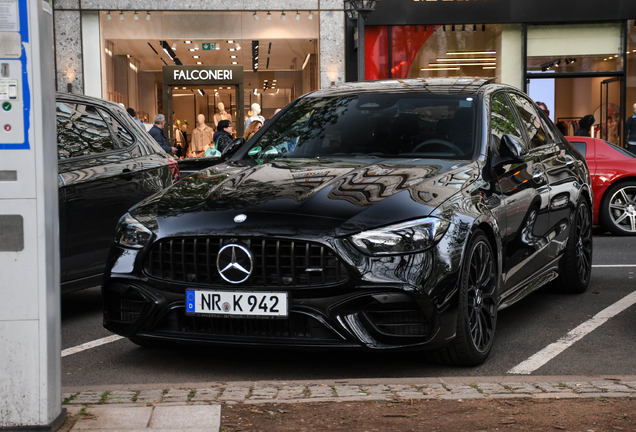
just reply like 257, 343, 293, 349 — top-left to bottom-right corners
567, 136, 636, 235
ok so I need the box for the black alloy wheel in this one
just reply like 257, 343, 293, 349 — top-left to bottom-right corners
558, 199, 593, 294
601, 181, 636, 236
428, 229, 497, 366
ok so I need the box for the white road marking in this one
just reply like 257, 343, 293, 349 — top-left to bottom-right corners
61, 335, 124, 357
508, 290, 636, 374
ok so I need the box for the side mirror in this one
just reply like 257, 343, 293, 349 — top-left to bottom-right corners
500, 134, 524, 159
491, 134, 525, 169
221, 137, 245, 158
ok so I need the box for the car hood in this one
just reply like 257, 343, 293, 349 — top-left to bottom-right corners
133, 158, 478, 238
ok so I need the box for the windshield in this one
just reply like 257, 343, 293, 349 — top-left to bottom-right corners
242, 93, 478, 161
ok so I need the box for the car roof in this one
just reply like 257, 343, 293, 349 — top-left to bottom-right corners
308, 77, 499, 97
55, 92, 127, 112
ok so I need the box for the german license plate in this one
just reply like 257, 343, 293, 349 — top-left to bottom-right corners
185, 290, 288, 317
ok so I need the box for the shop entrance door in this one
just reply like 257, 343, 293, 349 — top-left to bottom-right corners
600, 77, 622, 145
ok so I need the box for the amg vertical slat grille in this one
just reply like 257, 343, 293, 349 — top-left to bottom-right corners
144, 238, 348, 287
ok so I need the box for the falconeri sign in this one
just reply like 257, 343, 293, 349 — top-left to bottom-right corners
172, 69, 233, 81
162, 65, 243, 86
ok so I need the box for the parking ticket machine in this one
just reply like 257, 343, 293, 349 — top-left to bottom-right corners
0, 1, 64, 429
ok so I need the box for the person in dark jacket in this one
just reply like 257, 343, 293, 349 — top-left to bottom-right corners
213, 119, 234, 153
626, 103, 636, 154
149, 114, 176, 154
574, 114, 595, 137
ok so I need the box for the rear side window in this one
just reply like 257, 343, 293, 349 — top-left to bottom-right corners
490, 93, 525, 153
569, 141, 587, 157
508, 93, 550, 149
607, 141, 636, 158
98, 108, 135, 148
56, 102, 116, 159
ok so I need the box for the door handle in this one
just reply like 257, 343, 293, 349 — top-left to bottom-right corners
120, 168, 136, 180
532, 171, 545, 183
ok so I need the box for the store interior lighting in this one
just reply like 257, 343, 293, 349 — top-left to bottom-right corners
235, 43, 241, 50
296, 11, 301, 20
146, 12, 151, 20
267, 11, 271, 20
281, 11, 286, 20
253, 12, 258, 20
171, 42, 177, 50
119, 11, 124, 20
308, 11, 313, 19
106, 11, 112, 20
133, 11, 138, 20
194, 42, 199, 50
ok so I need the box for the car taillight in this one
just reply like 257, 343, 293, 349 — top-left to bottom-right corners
167, 158, 181, 181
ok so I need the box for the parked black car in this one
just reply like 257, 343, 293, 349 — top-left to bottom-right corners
56, 93, 178, 293
102, 78, 593, 365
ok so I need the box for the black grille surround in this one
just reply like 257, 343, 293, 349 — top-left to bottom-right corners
144, 237, 349, 288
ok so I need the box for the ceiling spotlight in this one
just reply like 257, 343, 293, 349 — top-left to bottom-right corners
308, 11, 313, 20
106, 11, 112, 20
230, 55, 237, 58
254, 89, 258, 95
227, 87, 231, 89
194, 42, 199, 50
193, 55, 199, 59
196, 62, 202, 64
473, 24, 477, 31
281, 11, 286, 20
229, 48, 235, 51
482, 24, 486, 31
443, 25, 446, 32
232, 61, 238, 64
253, 12, 259, 20
189, 48, 196, 52
172, 42, 177, 50
146, 12, 151, 20
133, 11, 138, 20
296, 11, 301, 20
198, 89, 205, 96
452, 24, 455, 31
185, 40, 192, 44
267, 11, 271, 20
227, 40, 234, 43
236, 43, 241, 50
119, 11, 124, 20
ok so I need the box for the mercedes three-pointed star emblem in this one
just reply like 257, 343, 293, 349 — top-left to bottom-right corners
217, 244, 254, 284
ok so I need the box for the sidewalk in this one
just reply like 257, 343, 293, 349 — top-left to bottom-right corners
60, 376, 636, 431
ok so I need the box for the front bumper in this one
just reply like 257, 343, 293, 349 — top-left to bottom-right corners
102, 235, 463, 350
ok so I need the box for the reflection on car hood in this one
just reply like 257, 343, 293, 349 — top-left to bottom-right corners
138, 158, 478, 237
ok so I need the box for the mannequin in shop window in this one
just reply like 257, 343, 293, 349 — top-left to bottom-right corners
191, 114, 214, 158
245, 103, 265, 129
574, 115, 595, 137
626, 103, 636, 153
173, 119, 185, 157
213, 102, 232, 128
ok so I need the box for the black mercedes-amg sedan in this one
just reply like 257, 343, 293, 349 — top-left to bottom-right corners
102, 78, 593, 365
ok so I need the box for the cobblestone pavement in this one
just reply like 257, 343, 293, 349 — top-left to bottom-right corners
62, 379, 636, 407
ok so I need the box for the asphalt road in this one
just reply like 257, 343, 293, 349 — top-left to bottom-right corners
61, 230, 636, 387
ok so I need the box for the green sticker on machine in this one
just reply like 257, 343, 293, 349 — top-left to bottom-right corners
248, 147, 261, 156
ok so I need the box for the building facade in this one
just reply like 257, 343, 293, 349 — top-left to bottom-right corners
347, 0, 636, 145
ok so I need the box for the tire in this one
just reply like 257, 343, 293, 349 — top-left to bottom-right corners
557, 198, 593, 294
600, 181, 636, 236
428, 229, 497, 366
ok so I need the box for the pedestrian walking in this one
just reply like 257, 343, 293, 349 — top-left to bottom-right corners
149, 114, 177, 154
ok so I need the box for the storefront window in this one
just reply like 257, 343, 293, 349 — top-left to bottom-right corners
99, 11, 319, 138
526, 23, 623, 74
626, 20, 636, 150
364, 24, 523, 89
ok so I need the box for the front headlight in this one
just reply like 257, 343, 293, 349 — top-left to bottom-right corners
350, 217, 450, 256
115, 213, 153, 249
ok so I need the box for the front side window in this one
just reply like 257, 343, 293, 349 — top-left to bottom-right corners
56, 102, 116, 159
490, 93, 524, 153
508, 93, 550, 149
242, 93, 478, 161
